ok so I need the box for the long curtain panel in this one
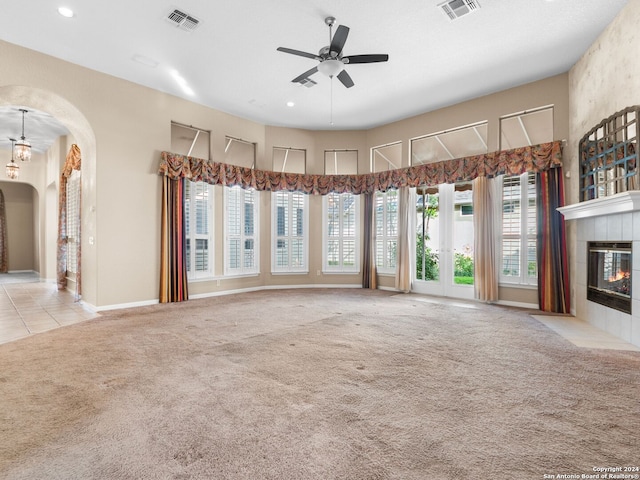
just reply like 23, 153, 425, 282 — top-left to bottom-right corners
395, 187, 411, 292
0, 190, 7, 273
537, 167, 570, 313
472, 176, 499, 302
159, 176, 189, 303
57, 144, 82, 293
362, 192, 377, 289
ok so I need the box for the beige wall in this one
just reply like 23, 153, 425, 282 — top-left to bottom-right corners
566, 0, 640, 315
0, 33, 575, 308
1, 181, 36, 272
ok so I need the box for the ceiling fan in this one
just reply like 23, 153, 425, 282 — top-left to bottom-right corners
276, 16, 389, 88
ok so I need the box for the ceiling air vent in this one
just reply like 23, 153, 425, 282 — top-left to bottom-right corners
439, 0, 480, 20
166, 8, 200, 32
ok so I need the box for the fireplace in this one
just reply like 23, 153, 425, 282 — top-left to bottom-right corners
587, 241, 632, 314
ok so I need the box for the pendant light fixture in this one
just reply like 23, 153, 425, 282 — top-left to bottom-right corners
6, 138, 20, 180
14, 108, 32, 162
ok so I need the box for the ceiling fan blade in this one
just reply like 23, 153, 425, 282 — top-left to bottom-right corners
343, 54, 389, 64
337, 69, 354, 88
277, 47, 320, 60
329, 25, 349, 56
291, 66, 319, 83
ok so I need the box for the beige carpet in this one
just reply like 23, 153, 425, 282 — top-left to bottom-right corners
0, 289, 638, 479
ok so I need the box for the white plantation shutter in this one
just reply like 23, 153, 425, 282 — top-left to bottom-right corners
185, 180, 213, 278
66, 170, 81, 275
323, 192, 360, 272
272, 191, 308, 272
501, 172, 537, 285
374, 189, 398, 274
225, 186, 259, 275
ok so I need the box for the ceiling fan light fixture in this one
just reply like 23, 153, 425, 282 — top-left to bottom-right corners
317, 59, 344, 78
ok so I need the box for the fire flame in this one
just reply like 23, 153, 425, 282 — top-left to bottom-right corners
608, 270, 630, 282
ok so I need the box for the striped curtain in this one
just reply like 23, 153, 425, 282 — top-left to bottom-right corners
362, 192, 377, 289
537, 167, 570, 313
159, 176, 189, 303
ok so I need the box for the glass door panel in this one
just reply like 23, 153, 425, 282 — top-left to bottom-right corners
414, 183, 474, 299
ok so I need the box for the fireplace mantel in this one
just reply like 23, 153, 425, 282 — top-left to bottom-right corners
558, 191, 640, 220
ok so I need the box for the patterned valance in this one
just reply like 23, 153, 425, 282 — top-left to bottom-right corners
159, 141, 562, 195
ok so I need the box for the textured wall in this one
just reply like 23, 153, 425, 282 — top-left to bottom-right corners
567, 0, 640, 326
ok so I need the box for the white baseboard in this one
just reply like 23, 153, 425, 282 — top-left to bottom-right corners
496, 299, 539, 310
93, 285, 538, 312
94, 299, 159, 312
97, 284, 363, 310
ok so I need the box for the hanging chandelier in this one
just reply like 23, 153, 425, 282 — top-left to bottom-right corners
6, 138, 20, 180
14, 108, 32, 162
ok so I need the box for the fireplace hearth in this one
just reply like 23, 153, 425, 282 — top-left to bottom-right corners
587, 241, 632, 314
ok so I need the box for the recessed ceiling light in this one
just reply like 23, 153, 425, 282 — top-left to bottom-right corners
286, 101, 295, 107
57, 6, 74, 18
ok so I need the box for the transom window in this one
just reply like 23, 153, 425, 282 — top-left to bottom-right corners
225, 136, 255, 168
411, 121, 488, 165
500, 106, 553, 150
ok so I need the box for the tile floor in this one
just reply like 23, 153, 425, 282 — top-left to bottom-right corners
532, 314, 640, 351
0, 273, 100, 345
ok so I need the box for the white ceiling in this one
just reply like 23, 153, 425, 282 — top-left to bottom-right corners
0, 0, 629, 153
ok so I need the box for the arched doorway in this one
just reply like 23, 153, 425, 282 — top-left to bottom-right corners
0, 86, 97, 306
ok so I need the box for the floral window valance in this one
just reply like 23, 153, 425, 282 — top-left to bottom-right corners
159, 140, 562, 195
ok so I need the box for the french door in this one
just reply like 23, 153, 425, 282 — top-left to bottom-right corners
413, 182, 475, 299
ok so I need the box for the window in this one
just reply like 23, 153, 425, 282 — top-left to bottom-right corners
374, 190, 398, 274
371, 143, 401, 275
501, 172, 537, 285
411, 121, 488, 165
500, 106, 553, 150
325, 150, 358, 174
185, 180, 214, 279
498, 106, 552, 286
323, 193, 360, 272
272, 191, 308, 272
222, 136, 258, 276
323, 150, 360, 273
171, 121, 213, 279
371, 142, 402, 172
272, 147, 308, 273
225, 186, 259, 275
225, 136, 255, 168
274, 147, 306, 174
66, 170, 81, 276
